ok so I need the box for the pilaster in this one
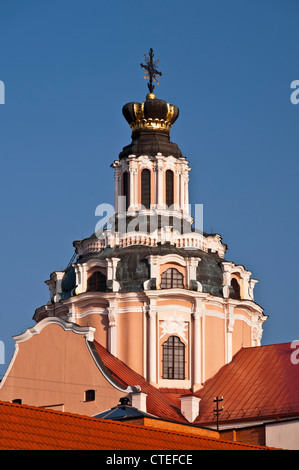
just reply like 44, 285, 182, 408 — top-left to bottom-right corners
147, 297, 157, 385
107, 299, 118, 357
226, 303, 235, 364
192, 298, 203, 390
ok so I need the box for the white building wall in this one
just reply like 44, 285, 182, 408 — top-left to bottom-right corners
265, 420, 299, 450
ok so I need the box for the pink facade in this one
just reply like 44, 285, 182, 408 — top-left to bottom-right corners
0, 318, 126, 415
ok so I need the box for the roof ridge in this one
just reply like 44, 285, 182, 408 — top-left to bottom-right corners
0, 400, 275, 449
241, 341, 294, 350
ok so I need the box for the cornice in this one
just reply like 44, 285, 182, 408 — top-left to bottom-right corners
13, 317, 96, 344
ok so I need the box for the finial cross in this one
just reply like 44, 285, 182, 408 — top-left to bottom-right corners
140, 48, 162, 94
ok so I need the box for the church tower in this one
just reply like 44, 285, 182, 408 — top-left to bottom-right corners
34, 50, 267, 391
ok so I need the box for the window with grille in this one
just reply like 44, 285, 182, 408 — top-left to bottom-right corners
123, 171, 129, 210
84, 389, 95, 402
166, 170, 174, 208
87, 271, 107, 292
162, 336, 185, 380
141, 169, 151, 209
160, 268, 184, 289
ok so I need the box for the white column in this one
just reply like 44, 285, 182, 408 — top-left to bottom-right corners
107, 300, 118, 357
74, 264, 87, 294
175, 170, 180, 211
180, 172, 185, 210
147, 255, 160, 289
107, 258, 120, 292
193, 299, 202, 388
114, 171, 121, 213
242, 273, 252, 300
226, 304, 234, 364
54, 272, 65, 294
248, 279, 258, 301
222, 262, 233, 298
156, 159, 164, 209
133, 168, 138, 210
129, 168, 134, 209
187, 257, 199, 289
153, 163, 158, 207
127, 158, 138, 211
184, 175, 189, 213
148, 298, 157, 384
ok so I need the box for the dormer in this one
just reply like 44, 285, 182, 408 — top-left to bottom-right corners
144, 253, 201, 291
222, 261, 258, 301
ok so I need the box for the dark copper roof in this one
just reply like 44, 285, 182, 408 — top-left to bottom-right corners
77, 243, 224, 296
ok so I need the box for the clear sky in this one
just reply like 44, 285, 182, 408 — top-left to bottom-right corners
0, 0, 298, 378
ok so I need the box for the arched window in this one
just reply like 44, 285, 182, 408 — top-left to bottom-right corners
87, 271, 107, 292
231, 278, 241, 299
123, 172, 129, 211
162, 336, 185, 380
141, 169, 151, 209
165, 170, 174, 208
160, 268, 184, 289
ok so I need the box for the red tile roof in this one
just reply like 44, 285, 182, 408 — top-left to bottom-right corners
193, 342, 299, 425
0, 401, 276, 450
95, 341, 299, 427
93, 340, 188, 423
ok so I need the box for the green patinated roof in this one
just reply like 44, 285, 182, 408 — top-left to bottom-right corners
75, 242, 224, 297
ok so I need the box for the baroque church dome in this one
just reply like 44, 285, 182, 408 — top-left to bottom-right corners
34, 49, 266, 393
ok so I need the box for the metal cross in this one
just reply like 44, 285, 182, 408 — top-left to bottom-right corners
140, 48, 162, 94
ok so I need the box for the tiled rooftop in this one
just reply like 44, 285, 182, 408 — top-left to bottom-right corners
0, 401, 276, 450
95, 340, 299, 426
93, 340, 188, 423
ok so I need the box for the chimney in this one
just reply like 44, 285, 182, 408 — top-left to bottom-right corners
130, 391, 148, 413
179, 395, 201, 423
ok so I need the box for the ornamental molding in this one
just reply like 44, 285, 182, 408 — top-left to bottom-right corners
85, 258, 108, 269
222, 261, 252, 278
154, 159, 164, 172
86, 341, 141, 394
137, 155, 155, 170
160, 313, 188, 342
158, 306, 192, 315
163, 156, 176, 171
68, 307, 107, 319
13, 317, 96, 344
252, 325, 263, 342
146, 253, 187, 268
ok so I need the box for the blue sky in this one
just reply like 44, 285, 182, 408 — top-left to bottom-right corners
0, 0, 298, 378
